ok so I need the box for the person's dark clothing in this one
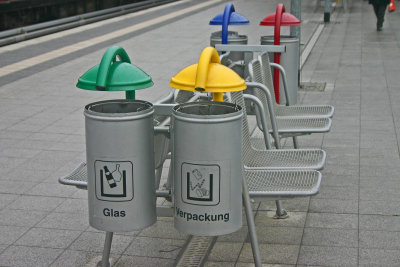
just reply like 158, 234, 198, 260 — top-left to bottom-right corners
369, 0, 390, 30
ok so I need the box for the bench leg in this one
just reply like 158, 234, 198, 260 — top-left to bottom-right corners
155, 167, 163, 189
242, 176, 262, 267
100, 232, 113, 267
274, 200, 289, 219
292, 136, 299, 149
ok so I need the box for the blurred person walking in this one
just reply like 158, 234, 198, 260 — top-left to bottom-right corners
369, 0, 390, 31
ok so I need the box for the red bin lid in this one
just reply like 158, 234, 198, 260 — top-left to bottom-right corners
260, 12, 300, 26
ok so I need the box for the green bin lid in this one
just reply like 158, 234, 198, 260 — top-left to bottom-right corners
76, 46, 153, 92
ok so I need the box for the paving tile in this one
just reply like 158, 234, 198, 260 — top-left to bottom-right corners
8, 195, 65, 211
26, 182, 78, 197
0, 193, 19, 210
238, 243, 299, 265
69, 231, 133, 254
0, 148, 42, 158
216, 226, 248, 243
204, 261, 236, 267
298, 246, 358, 266
207, 242, 242, 262
236, 263, 293, 267
305, 213, 358, 229
255, 211, 307, 228
0, 225, 29, 245
323, 163, 359, 177
139, 218, 188, 240
15, 227, 81, 248
116, 255, 175, 267
302, 228, 358, 247
0, 209, 48, 227
359, 248, 400, 266
360, 214, 400, 231
50, 250, 119, 267
314, 185, 359, 200
321, 174, 359, 187
0, 157, 26, 170
54, 198, 88, 213
359, 230, 400, 250
258, 198, 310, 212
254, 226, 303, 245
36, 212, 89, 231
309, 198, 358, 214
359, 200, 400, 216
3, 168, 52, 183
124, 236, 185, 259
0, 245, 63, 267
360, 186, 400, 201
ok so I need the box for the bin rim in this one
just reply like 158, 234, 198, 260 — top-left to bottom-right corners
173, 101, 242, 122
84, 99, 154, 121
210, 30, 248, 39
260, 35, 299, 42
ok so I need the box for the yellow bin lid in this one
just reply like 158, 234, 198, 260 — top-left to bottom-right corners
170, 47, 246, 101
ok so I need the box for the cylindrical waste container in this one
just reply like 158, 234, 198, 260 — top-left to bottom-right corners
172, 101, 243, 236
85, 99, 156, 232
210, 31, 248, 77
261, 35, 299, 105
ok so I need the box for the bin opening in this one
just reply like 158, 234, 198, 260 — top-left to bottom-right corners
174, 102, 241, 116
86, 100, 152, 114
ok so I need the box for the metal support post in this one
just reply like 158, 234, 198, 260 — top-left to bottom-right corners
101, 232, 113, 267
242, 175, 262, 267
290, 0, 301, 41
290, 0, 301, 86
324, 0, 331, 22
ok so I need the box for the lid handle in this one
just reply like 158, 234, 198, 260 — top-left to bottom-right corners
222, 3, 235, 44
195, 47, 223, 101
96, 46, 131, 90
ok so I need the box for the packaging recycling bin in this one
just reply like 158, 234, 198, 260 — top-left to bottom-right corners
85, 99, 156, 232
172, 101, 243, 236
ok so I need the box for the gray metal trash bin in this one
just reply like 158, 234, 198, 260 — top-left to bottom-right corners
172, 101, 243, 236
85, 99, 156, 232
261, 35, 299, 104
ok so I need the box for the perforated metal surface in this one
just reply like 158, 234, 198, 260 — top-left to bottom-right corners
58, 162, 88, 189
230, 91, 326, 170
254, 53, 334, 118
275, 105, 334, 117
274, 117, 332, 133
246, 169, 321, 198
246, 149, 325, 170
175, 236, 215, 267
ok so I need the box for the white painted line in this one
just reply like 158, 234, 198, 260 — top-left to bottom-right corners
0, 0, 223, 78
300, 23, 324, 69
300, 7, 340, 69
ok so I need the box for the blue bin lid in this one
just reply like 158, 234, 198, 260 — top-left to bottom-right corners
209, 12, 249, 25
209, 3, 249, 45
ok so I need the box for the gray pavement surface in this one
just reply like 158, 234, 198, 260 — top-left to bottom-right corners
0, 0, 400, 266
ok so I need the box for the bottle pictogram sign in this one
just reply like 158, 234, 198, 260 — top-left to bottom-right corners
181, 163, 220, 206
95, 160, 133, 202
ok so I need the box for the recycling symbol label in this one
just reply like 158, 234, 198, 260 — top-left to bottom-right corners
181, 163, 220, 206
94, 160, 133, 202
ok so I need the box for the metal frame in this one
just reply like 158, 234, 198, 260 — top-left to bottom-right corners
58, 88, 325, 266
